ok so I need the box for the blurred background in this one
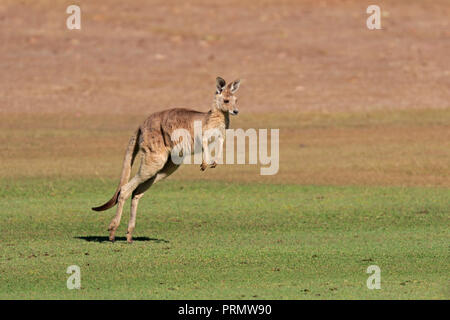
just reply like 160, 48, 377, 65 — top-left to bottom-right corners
1, 0, 449, 186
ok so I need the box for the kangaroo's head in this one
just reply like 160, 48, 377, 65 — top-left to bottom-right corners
214, 77, 240, 115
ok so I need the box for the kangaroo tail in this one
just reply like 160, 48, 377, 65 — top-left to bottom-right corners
92, 128, 141, 211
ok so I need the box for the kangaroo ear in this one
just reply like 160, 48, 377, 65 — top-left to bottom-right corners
229, 79, 240, 93
216, 77, 226, 94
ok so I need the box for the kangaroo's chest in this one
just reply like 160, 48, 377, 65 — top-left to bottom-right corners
205, 114, 228, 132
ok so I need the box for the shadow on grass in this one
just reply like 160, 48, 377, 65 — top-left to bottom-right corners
75, 236, 169, 243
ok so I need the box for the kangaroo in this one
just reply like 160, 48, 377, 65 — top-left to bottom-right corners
92, 77, 240, 243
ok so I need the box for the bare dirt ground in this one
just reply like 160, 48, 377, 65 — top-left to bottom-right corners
0, 0, 449, 186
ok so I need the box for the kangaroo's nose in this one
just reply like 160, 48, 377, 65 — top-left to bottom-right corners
234, 110, 239, 115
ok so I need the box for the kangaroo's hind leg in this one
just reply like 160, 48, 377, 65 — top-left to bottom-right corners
126, 177, 155, 243
108, 151, 168, 242
126, 160, 180, 243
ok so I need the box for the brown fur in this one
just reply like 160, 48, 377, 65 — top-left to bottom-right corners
92, 77, 240, 243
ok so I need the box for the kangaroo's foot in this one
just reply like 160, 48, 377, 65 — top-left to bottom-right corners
108, 223, 117, 242
210, 161, 217, 168
126, 232, 133, 244
108, 229, 116, 242
200, 161, 208, 171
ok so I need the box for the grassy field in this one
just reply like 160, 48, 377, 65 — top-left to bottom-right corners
1, 178, 448, 299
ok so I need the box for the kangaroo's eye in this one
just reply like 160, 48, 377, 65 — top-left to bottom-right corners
224, 99, 229, 104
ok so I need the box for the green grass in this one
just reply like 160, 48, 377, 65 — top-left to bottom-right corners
0, 178, 448, 299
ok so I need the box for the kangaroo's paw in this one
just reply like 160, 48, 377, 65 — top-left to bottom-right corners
200, 162, 208, 171
210, 161, 217, 168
